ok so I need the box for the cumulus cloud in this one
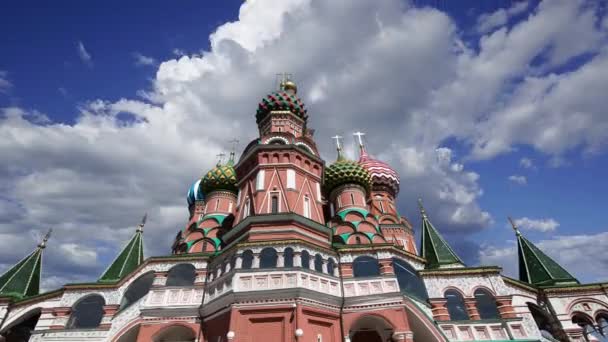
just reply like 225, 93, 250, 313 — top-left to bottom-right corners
519, 157, 534, 169
0, 71, 13, 94
77, 41, 93, 66
133, 52, 157, 66
477, 1, 529, 34
514, 217, 559, 232
479, 232, 608, 283
508, 175, 527, 185
0, 0, 606, 287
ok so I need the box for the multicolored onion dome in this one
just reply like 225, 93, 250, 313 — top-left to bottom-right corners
324, 156, 372, 195
255, 91, 308, 124
187, 179, 204, 206
358, 150, 400, 195
201, 160, 238, 194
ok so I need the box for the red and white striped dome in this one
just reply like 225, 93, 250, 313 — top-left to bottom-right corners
358, 150, 400, 195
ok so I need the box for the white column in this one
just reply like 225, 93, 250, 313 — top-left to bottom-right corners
235, 255, 243, 269
252, 254, 260, 268
277, 252, 284, 267
294, 252, 302, 267
225, 262, 231, 273
322, 260, 328, 274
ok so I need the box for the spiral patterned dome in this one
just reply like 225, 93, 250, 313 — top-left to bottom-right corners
187, 179, 204, 206
201, 160, 238, 194
359, 150, 400, 195
255, 91, 308, 124
324, 155, 372, 195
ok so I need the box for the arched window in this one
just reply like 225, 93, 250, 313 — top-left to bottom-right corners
391, 258, 428, 301
166, 264, 196, 287
153, 325, 196, 342
271, 195, 279, 213
303, 196, 311, 218
474, 289, 500, 319
355, 236, 362, 244
572, 313, 601, 341
445, 289, 469, 321
353, 256, 380, 277
67, 294, 105, 329
241, 250, 254, 269
327, 258, 336, 276
284, 248, 294, 268
260, 248, 278, 268
596, 313, 608, 337
301, 250, 310, 269
314, 254, 323, 272
120, 272, 155, 310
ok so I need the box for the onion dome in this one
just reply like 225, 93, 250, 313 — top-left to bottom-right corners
187, 179, 204, 206
255, 91, 308, 124
201, 159, 238, 194
358, 148, 400, 195
324, 152, 372, 195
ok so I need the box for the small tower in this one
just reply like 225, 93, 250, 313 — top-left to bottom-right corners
419, 199, 464, 269
99, 215, 145, 283
509, 217, 579, 286
0, 229, 51, 300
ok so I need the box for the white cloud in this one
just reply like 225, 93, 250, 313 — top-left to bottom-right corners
77, 41, 93, 66
514, 217, 559, 232
479, 232, 608, 283
508, 175, 527, 185
0, 70, 13, 94
519, 157, 534, 169
477, 1, 529, 34
133, 52, 157, 66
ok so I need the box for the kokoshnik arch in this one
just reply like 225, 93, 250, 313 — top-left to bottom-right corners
1, 76, 608, 342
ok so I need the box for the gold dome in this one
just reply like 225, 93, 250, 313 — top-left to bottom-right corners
281, 80, 297, 94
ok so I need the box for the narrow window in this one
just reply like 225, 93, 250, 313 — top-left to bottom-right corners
242, 197, 250, 219
271, 195, 279, 214
355, 236, 362, 244
215, 199, 220, 211
303, 196, 311, 218
350, 193, 355, 205
228, 201, 233, 212
256, 170, 265, 191
316, 182, 322, 201
379, 201, 385, 213
330, 203, 335, 216
202, 240, 208, 252
287, 169, 296, 189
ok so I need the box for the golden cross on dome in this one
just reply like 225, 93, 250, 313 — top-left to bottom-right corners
216, 152, 226, 165
276, 73, 293, 91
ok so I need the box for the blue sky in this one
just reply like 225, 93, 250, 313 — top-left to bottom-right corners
1, 0, 607, 289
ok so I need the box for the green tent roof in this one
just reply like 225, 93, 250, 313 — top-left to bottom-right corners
418, 200, 464, 269
515, 229, 578, 287
99, 226, 144, 283
0, 230, 50, 300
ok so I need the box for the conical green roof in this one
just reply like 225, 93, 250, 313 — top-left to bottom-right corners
510, 219, 578, 287
99, 222, 144, 283
324, 150, 372, 195
0, 230, 50, 300
419, 200, 464, 269
201, 158, 238, 194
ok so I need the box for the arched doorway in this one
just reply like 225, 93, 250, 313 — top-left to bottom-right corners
0, 308, 41, 342
153, 325, 196, 342
349, 315, 394, 342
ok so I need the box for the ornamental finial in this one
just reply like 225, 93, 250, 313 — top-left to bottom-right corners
216, 152, 226, 166
332, 135, 344, 161
277, 73, 297, 94
353, 131, 366, 154
228, 138, 239, 163
38, 228, 52, 249
508, 217, 521, 236
418, 198, 428, 219
137, 213, 147, 233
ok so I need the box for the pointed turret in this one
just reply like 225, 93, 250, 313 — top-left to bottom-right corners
0, 229, 51, 300
419, 199, 464, 269
99, 215, 146, 283
509, 217, 578, 287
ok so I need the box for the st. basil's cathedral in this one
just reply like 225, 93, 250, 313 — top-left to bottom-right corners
1, 78, 607, 342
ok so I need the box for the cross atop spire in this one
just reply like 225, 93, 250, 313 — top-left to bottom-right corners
137, 213, 147, 233
508, 217, 521, 236
228, 138, 239, 163
418, 198, 428, 219
353, 131, 367, 156
38, 228, 52, 249
216, 152, 226, 166
332, 135, 345, 161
